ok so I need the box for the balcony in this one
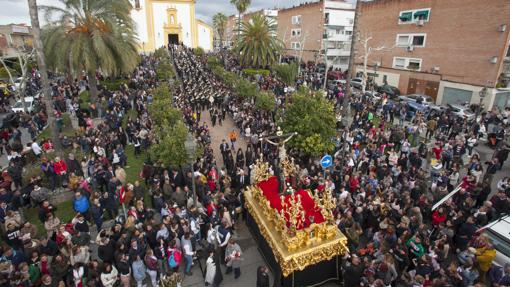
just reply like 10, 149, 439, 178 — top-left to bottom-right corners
326, 49, 350, 57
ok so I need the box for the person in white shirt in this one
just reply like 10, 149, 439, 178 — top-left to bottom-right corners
31, 141, 42, 157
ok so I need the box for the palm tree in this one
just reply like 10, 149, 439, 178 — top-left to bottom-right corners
40, 0, 139, 101
230, 0, 251, 43
235, 14, 283, 68
212, 13, 228, 49
28, 0, 61, 152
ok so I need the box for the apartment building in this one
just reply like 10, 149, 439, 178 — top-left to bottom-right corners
224, 9, 278, 49
223, 1, 354, 70
0, 24, 33, 58
276, 0, 354, 70
356, 0, 510, 110
276, 1, 323, 65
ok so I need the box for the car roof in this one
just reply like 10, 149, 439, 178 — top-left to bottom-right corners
488, 216, 510, 239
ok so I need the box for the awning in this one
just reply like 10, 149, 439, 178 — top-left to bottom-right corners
413, 10, 429, 19
399, 12, 412, 21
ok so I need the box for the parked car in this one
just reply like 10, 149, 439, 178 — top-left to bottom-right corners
377, 84, 401, 98
399, 93, 435, 106
478, 215, 510, 267
11, 96, 35, 113
405, 101, 430, 121
363, 91, 382, 103
350, 77, 363, 89
446, 103, 475, 121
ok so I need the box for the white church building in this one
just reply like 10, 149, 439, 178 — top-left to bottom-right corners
130, 0, 213, 52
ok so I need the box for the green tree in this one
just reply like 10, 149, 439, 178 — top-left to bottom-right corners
40, 0, 139, 101
279, 90, 336, 157
230, 0, 251, 42
235, 78, 257, 99
156, 60, 174, 81
235, 14, 283, 68
154, 47, 167, 60
212, 13, 228, 49
255, 92, 274, 111
273, 63, 298, 87
149, 85, 182, 126
150, 121, 188, 167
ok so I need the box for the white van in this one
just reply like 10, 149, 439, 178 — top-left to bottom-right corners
479, 215, 510, 267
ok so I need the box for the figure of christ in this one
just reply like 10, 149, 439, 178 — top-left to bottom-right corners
263, 128, 298, 194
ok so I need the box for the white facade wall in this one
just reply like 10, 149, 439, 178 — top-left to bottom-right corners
152, 2, 192, 48
356, 67, 401, 88
437, 81, 493, 107
197, 22, 212, 51
131, 2, 149, 45
324, 2, 354, 71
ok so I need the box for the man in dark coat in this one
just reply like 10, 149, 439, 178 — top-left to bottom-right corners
342, 255, 365, 287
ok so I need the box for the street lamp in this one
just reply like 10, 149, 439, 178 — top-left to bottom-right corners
184, 132, 198, 206
477, 86, 487, 120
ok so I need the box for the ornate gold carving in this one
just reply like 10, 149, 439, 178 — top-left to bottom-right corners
245, 184, 349, 277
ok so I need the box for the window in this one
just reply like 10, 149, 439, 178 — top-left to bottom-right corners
393, 57, 422, 71
412, 35, 425, 46
407, 59, 421, 70
397, 35, 410, 46
396, 33, 426, 47
345, 30, 352, 35
134, 0, 140, 9
291, 42, 301, 50
325, 13, 329, 24
398, 8, 431, 24
394, 58, 406, 68
292, 15, 301, 25
291, 29, 301, 37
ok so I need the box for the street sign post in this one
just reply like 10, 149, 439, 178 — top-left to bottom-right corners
320, 154, 333, 169
320, 154, 333, 179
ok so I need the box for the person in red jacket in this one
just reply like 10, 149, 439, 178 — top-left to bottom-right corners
432, 207, 447, 227
53, 157, 68, 187
349, 174, 360, 192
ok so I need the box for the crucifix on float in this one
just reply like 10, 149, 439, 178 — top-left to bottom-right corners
262, 127, 297, 194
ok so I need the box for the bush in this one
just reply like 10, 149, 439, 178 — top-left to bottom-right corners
235, 78, 258, 99
207, 56, 220, 68
255, 92, 275, 111
273, 63, 298, 86
193, 47, 205, 56
101, 79, 129, 91
154, 47, 167, 60
242, 68, 270, 77
156, 60, 174, 80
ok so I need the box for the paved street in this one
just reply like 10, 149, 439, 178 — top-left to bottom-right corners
181, 108, 268, 287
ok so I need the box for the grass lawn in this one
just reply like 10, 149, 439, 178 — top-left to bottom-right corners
25, 108, 149, 233
36, 113, 75, 141
25, 199, 77, 237
101, 79, 129, 91
79, 90, 90, 110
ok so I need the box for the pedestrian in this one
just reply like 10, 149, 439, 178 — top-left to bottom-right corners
132, 255, 147, 287
256, 265, 270, 287
225, 238, 242, 279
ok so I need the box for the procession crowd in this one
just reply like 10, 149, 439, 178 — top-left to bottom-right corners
0, 41, 508, 287
202, 47, 510, 287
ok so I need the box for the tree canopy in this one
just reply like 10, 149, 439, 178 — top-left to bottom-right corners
41, 0, 139, 99
234, 14, 283, 68
212, 13, 228, 48
273, 63, 298, 87
279, 89, 336, 157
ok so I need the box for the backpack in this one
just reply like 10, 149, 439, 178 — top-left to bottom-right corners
168, 249, 182, 268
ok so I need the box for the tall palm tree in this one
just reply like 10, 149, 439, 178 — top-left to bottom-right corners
230, 0, 251, 43
235, 14, 283, 68
40, 0, 139, 101
28, 0, 61, 152
212, 13, 228, 49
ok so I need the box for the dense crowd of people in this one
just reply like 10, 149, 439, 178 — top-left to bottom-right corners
202, 47, 510, 287
0, 41, 508, 287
